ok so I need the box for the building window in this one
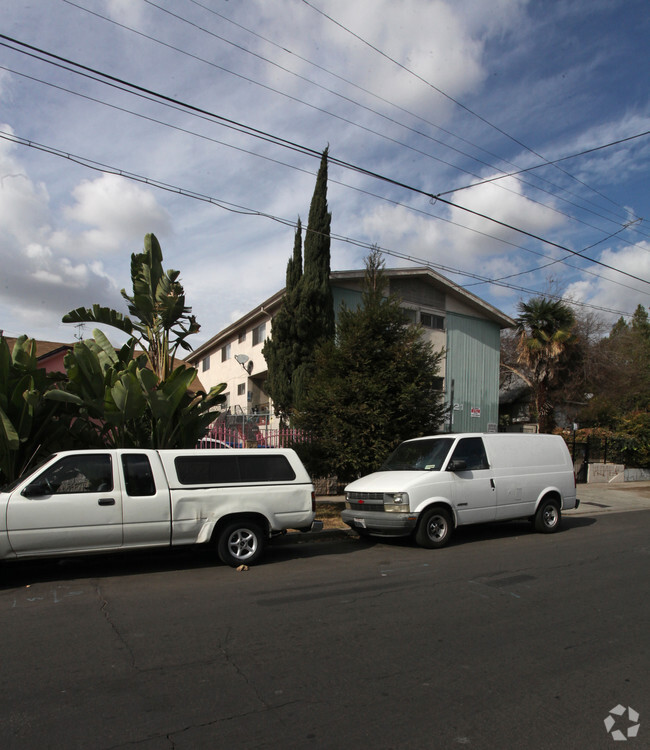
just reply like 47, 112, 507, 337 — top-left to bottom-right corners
238, 331, 246, 344
221, 343, 231, 362
402, 308, 417, 324
201, 356, 210, 372
237, 383, 246, 396
252, 322, 266, 346
420, 312, 445, 331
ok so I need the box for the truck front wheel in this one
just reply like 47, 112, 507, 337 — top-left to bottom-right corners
217, 521, 265, 566
415, 507, 453, 549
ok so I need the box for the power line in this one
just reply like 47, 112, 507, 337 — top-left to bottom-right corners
187, 0, 644, 232
0, 129, 639, 320
1, 34, 648, 288
61, 0, 648, 241
9, 57, 642, 297
438, 129, 650, 199
301, 0, 643, 223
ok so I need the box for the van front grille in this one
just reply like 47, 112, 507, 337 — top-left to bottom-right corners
347, 491, 383, 502
346, 492, 385, 512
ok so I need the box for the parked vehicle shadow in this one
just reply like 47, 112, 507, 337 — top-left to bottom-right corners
0, 545, 233, 588
340, 514, 598, 552
0, 533, 366, 587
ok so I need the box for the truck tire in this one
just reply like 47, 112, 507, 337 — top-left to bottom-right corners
217, 521, 265, 566
415, 507, 453, 549
534, 498, 561, 533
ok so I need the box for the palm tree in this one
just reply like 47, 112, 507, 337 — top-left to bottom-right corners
512, 297, 576, 431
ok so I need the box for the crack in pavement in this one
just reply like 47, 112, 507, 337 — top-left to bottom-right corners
93, 581, 137, 670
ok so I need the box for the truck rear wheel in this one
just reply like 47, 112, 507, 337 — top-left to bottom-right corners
415, 507, 453, 549
217, 521, 265, 566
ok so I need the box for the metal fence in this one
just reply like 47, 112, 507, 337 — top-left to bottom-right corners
199, 423, 309, 449
568, 434, 649, 482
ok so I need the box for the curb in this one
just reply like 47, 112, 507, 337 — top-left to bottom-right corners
272, 527, 354, 545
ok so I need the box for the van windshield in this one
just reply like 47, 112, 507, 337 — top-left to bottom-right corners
380, 438, 454, 471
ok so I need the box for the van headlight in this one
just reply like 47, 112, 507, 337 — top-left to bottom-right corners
384, 492, 410, 512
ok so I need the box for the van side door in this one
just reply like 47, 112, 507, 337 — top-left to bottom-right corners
7, 453, 123, 556
447, 437, 497, 525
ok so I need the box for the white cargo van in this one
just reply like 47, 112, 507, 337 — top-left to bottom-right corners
342, 433, 579, 548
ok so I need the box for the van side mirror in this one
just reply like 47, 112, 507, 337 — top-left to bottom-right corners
447, 459, 467, 472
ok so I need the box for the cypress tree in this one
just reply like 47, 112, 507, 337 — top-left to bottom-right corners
293, 147, 334, 408
262, 218, 303, 423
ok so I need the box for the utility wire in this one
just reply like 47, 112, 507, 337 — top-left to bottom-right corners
62, 0, 632, 237
439, 130, 650, 198
301, 0, 643, 222
0, 128, 635, 320
181, 0, 641, 229
62, 0, 648, 241
9, 57, 640, 295
1, 34, 648, 288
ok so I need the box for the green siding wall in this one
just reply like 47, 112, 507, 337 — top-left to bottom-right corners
445, 313, 500, 433
331, 285, 502, 433
332, 286, 363, 317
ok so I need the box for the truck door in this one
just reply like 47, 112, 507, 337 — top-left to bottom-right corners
447, 437, 497, 525
119, 453, 172, 547
7, 453, 123, 555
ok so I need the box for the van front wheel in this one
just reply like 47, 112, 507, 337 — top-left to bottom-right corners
415, 507, 453, 549
534, 498, 561, 533
217, 521, 265, 566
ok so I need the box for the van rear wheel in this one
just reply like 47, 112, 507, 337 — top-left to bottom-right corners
415, 507, 453, 549
217, 521, 265, 566
534, 498, 561, 533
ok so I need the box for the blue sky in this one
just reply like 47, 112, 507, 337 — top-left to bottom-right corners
1, 0, 649, 346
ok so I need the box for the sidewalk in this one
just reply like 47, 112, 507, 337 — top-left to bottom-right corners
572, 480, 650, 515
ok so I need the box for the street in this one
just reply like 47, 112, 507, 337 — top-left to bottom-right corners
1, 507, 649, 749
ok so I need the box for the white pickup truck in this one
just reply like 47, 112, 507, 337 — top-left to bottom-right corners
0, 448, 319, 567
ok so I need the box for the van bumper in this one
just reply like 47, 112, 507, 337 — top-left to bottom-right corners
341, 509, 418, 537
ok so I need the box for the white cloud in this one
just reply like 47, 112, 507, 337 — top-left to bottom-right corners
105, 0, 146, 26
0, 145, 130, 339
64, 174, 172, 254
564, 242, 650, 321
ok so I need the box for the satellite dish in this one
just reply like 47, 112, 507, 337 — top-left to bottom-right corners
234, 354, 249, 365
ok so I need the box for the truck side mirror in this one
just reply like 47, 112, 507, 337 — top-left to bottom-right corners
22, 482, 49, 498
447, 459, 467, 472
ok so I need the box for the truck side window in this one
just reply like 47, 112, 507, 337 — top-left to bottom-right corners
174, 455, 296, 484
450, 437, 489, 471
28, 454, 113, 494
121, 454, 156, 496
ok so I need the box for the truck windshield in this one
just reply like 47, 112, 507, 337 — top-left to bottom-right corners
0, 454, 55, 492
380, 438, 454, 471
